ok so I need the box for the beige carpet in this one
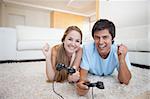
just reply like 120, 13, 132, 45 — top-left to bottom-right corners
0, 61, 149, 99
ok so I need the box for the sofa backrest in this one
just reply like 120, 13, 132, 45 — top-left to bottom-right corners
16, 25, 65, 50
16, 25, 64, 41
115, 39, 150, 52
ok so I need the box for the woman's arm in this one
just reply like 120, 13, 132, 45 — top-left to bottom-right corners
43, 44, 57, 82
68, 47, 82, 82
72, 47, 83, 70
45, 48, 55, 82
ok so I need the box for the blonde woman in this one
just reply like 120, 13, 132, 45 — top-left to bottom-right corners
42, 26, 82, 82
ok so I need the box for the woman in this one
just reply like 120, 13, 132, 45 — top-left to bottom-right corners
42, 26, 82, 82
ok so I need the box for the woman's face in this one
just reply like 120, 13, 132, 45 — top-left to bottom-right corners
93, 29, 112, 58
63, 30, 81, 56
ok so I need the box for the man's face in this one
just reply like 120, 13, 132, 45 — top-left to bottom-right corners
93, 29, 113, 58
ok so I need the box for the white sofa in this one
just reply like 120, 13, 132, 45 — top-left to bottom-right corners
0, 26, 65, 60
115, 39, 150, 67
0, 25, 149, 67
0, 25, 92, 61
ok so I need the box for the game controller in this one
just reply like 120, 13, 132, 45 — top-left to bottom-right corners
56, 63, 76, 74
83, 81, 104, 89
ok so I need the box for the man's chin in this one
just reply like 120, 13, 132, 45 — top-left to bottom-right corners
98, 49, 106, 54
98, 47, 105, 51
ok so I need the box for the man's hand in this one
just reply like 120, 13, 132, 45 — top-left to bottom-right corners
117, 44, 128, 59
76, 80, 90, 96
68, 70, 80, 83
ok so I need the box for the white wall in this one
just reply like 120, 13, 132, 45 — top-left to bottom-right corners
0, 2, 91, 31
100, 0, 147, 28
0, 2, 1, 26
89, 14, 96, 31
148, 0, 150, 38
148, 0, 150, 24
82, 17, 90, 36
0, 3, 50, 28
99, 0, 149, 40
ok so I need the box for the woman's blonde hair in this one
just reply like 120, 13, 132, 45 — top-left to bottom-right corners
54, 26, 82, 82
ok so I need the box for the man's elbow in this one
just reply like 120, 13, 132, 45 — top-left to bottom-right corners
119, 77, 131, 85
120, 80, 129, 85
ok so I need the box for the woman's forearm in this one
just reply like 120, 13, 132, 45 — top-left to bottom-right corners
45, 57, 55, 81
73, 48, 83, 69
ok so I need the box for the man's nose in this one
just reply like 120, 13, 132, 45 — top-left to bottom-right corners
99, 37, 104, 44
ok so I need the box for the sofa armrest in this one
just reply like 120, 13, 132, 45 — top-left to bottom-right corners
0, 28, 16, 60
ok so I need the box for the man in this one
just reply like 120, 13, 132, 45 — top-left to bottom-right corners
76, 19, 132, 96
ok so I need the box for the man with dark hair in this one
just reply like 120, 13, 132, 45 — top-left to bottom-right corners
76, 19, 132, 96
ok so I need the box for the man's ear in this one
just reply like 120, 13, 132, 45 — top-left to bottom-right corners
112, 39, 114, 44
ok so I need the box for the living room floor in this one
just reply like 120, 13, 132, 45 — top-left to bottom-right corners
0, 61, 149, 99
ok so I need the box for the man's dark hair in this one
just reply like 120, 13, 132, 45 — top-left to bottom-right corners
92, 19, 116, 44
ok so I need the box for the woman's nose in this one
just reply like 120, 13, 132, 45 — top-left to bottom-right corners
71, 41, 76, 46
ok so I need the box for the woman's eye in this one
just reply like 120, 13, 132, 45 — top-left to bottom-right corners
76, 40, 80, 43
68, 38, 72, 41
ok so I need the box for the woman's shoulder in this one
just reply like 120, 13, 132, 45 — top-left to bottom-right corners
51, 44, 60, 55
52, 44, 60, 50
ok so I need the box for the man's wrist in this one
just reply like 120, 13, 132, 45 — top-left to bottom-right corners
119, 58, 126, 65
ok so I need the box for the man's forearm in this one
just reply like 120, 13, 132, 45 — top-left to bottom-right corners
118, 58, 131, 85
79, 68, 88, 81
76, 68, 89, 96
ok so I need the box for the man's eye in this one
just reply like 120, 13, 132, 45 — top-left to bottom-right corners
103, 36, 109, 39
94, 36, 99, 40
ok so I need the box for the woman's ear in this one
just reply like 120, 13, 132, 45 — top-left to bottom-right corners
62, 39, 64, 43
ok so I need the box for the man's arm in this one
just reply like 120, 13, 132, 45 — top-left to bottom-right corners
76, 68, 89, 96
117, 44, 132, 85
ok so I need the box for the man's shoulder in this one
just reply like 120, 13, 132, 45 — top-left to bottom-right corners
111, 43, 118, 52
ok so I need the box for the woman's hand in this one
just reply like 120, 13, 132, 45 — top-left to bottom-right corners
68, 70, 80, 83
76, 80, 89, 96
42, 43, 50, 57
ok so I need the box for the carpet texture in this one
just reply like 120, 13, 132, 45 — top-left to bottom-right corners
0, 62, 149, 99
